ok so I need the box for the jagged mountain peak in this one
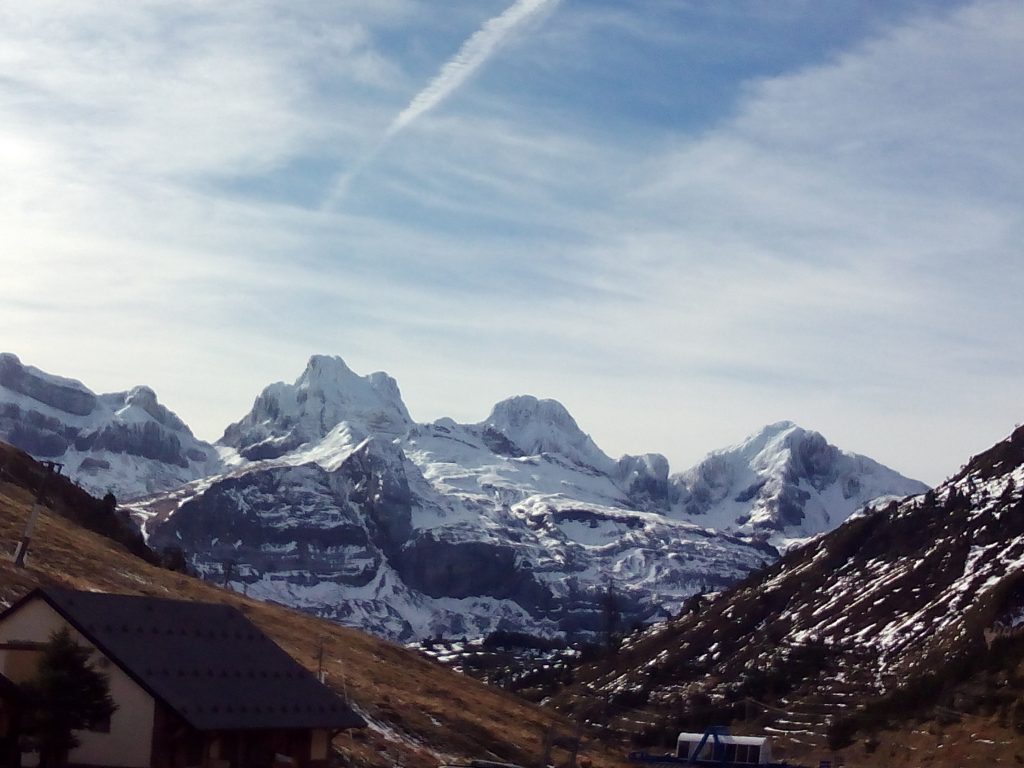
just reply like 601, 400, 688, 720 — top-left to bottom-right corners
219, 354, 412, 461
481, 395, 612, 469
678, 421, 831, 491
758, 419, 798, 435
672, 421, 928, 545
0, 354, 219, 499
297, 355, 406, 408
100, 385, 193, 436
734, 419, 814, 454
300, 353, 356, 381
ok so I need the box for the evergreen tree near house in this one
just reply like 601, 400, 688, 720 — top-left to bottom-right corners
19, 627, 117, 768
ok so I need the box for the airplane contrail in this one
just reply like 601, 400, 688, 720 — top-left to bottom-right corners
324, 0, 561, 208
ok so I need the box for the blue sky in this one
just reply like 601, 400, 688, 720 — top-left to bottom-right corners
2, 0, 1021, 485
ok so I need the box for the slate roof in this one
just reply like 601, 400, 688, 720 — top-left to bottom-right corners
2, 588, 365, 731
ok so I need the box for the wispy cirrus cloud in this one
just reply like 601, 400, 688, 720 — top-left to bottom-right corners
386, 0, 561, 140
325, 0, 562, 205
3, 0, 1022, 489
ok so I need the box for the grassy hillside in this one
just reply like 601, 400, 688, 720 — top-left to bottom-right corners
550, 427, 1024, 767
0, 442, 628, 768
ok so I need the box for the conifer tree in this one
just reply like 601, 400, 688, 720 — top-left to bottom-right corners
20, 627, 117, 768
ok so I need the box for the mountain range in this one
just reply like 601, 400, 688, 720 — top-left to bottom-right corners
0, 352, 927, 641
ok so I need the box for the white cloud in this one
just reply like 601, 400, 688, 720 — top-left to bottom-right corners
385, 0, 561, 140
1, 0, 1021, 486
325, 0, 562, 203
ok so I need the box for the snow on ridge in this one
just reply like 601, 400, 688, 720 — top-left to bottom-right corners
0, 353, 221, 500
218, 354, 412, 460
479, 394, 613, 470
748, 432, 1024, 682
669, 420, 928, 548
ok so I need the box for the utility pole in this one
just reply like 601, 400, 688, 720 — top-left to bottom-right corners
540, 725, 553, 768
317, 635, 326, 683
569, 720, 582, 768
14, 461, 62, 568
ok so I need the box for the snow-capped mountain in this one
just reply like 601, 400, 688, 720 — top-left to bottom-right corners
136, 367, 775, 641
478, 396, 613, 470
0, 354, 221, 499
1, 352, 927, 642
126, 356, 921, 642
670, 421, 929, 547
220, 355, 411, 461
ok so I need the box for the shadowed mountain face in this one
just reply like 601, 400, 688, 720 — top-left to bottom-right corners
142, 426, 776, 642
554, 424, 1024, 752
2, 353, 927, 642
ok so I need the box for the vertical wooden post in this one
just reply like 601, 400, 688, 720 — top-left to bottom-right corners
541, 725, 553, 768
568, 721, 582, 768
14, 461, 61, 568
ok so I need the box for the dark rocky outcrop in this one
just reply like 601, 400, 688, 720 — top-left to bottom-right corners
148, 463, 383, 587
396, 536, 552, 608
74, 422, 189, 468
334, 440, 413, 559
616, 453, 671, 511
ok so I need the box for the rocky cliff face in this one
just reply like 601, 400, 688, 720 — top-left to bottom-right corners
142, 430, 774, 641
0, 353, 97, 417
0, 354, 221, 499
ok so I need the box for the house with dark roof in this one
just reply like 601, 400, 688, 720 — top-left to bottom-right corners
0, 588, 365, 768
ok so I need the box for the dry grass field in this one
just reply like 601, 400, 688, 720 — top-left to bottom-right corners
0, 444, 631, 768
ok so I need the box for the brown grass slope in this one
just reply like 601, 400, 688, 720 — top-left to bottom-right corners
551, 426, 1024, 767
0, 442, 627, 768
